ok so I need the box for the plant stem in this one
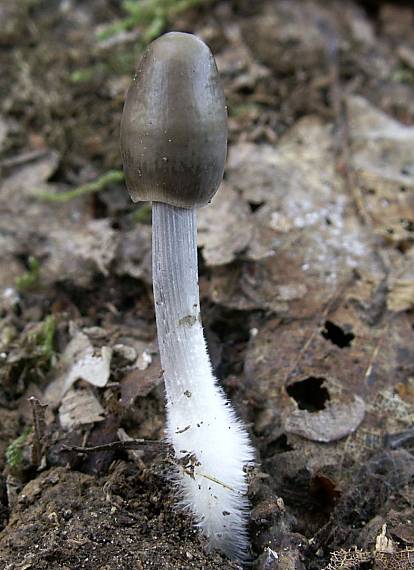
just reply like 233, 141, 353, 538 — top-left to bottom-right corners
36, 170, 124, 203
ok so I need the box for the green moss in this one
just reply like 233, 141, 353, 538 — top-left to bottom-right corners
97, 0, 213, 44
392, 67, 414, 85
229, 102, 262, 118
15, 256, 40, 291
6, 427, 32, 469
37, 315, 56, 360
133, 203, 152, 225
70, 67, 100, 84
36, 170, 124, 203
26, 315, 56, 373
0, 316, 57, 396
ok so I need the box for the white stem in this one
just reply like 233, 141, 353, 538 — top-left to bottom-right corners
152, 202, 253, 560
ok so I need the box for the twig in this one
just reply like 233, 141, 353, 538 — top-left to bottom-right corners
62, 439, 168, 454
384, 427, 414, 450
29, 396, 48, 466
364, 325, 388, 386
0, 149, 51, 171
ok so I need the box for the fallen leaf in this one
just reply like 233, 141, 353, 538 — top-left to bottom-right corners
120, 354, 162, 406
211, 117, 382, 316
284, 393, 366, 443
42, 219, 118, 286
198, 183, 253, 266
240, 1, 327, 74
115, 223, 152, 285
387, 250, 414, 312
0, 152, 121, 289
45, 329, 112, 405
59, 388, 105, 430
347, 95, 414, 249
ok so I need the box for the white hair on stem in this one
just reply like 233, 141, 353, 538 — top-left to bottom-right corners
152, 202, 254, 561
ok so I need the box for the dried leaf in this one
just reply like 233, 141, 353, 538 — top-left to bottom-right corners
375, 524, 395, 554
284, 394, 365, 443
59, 388, 105, 430
388, 279, 414, 312
387, 250, 414, 312
198, 184, 253, 266
115, 223, 152, 284
226, 142, 281, 205
1, 151, 59, 203
212, 117, 382, 315
120, 354, 162, 406
45, 329, 112, 405
374, 549, 414, 570
347, 96, 414, 248
42, 219, 119, 286
241, 1, 327, 74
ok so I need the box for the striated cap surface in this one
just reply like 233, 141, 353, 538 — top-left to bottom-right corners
120, 32, 227, 208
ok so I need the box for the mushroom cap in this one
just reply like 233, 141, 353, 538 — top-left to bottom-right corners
120, 32, 227, 208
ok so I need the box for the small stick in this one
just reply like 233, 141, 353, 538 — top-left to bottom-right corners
62, 440, 168, 454
29, 396, 48, 467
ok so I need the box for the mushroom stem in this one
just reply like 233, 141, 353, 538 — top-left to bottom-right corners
152, 202, 201, 402
152, 201, 253, 560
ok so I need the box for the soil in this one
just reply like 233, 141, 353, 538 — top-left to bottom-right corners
0, 1, 413, 569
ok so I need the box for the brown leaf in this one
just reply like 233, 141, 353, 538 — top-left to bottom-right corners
347, 96, 414, 250
198, 183, 253, 266
120, 354, 163, 406
59, 388, 105, 430
284, 393, 365, 443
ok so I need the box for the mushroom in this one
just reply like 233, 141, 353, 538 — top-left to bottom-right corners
120, 32, 253, 559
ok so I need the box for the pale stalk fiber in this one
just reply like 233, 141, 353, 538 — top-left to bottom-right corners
152, 202, 254, 560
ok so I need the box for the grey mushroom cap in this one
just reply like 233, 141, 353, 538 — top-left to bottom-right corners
120, 32, 227, 209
